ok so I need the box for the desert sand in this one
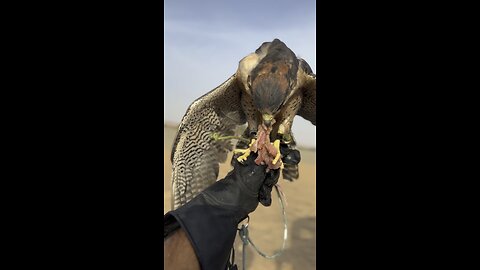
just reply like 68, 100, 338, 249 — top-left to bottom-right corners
164, 124, 316, 270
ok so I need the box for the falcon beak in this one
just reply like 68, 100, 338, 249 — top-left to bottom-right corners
262, 113, 275, 127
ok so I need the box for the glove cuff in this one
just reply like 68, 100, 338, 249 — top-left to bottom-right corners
164, 194, 238, 270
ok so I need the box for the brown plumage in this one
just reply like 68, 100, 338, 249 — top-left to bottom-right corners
170, 39, 316, 210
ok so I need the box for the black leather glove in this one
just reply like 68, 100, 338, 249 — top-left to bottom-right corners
164, 149, 300, 270
258, 144, 301, 206
164, 153, 278, 270
202, 152, 280, 223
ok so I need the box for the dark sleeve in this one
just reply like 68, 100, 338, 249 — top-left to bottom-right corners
164, 212, 181, 238
164, 194, 238, 270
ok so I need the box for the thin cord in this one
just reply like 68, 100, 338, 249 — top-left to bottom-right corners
239, 184, 288, 263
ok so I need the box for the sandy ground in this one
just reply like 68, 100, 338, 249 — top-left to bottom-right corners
164, 125, 316, 270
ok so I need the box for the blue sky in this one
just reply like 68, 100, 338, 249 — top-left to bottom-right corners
164, 0, 316, 148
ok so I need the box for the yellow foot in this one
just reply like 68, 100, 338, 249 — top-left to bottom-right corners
272, 139, 281, 165
234, 139, 256, 162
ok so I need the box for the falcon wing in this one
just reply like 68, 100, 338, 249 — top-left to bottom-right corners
297, 59, 316, 126
170, 74, 246, 210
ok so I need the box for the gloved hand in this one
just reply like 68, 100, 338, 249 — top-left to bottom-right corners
164, 149, 300, 270
202, 152, 280, 223
164, 153, 277, 270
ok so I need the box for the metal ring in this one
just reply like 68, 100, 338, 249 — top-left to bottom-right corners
237, 215, 250, 230
243, 185, 288, 259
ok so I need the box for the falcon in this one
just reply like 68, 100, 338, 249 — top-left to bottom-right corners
170, 39, 316, 210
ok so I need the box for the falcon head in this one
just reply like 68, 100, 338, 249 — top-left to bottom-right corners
242, 39, 299, 127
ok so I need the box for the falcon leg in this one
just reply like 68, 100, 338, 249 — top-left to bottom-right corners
274, 123, 293, 170
234, 139, 256, 162
235, 93, 261, 162
278, 124, 292, 144
271, 139, 282, 165
276, 92, 302, 143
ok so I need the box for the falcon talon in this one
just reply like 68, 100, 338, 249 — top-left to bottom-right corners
234, 138, 256, 162
271, 139, 282, 165
236, 149, 251, 162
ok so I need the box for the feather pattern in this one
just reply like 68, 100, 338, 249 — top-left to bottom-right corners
170, 75, 246, 210
297, 59, 316, 126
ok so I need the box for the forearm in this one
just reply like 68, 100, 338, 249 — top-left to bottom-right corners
164, 227, 200, 270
